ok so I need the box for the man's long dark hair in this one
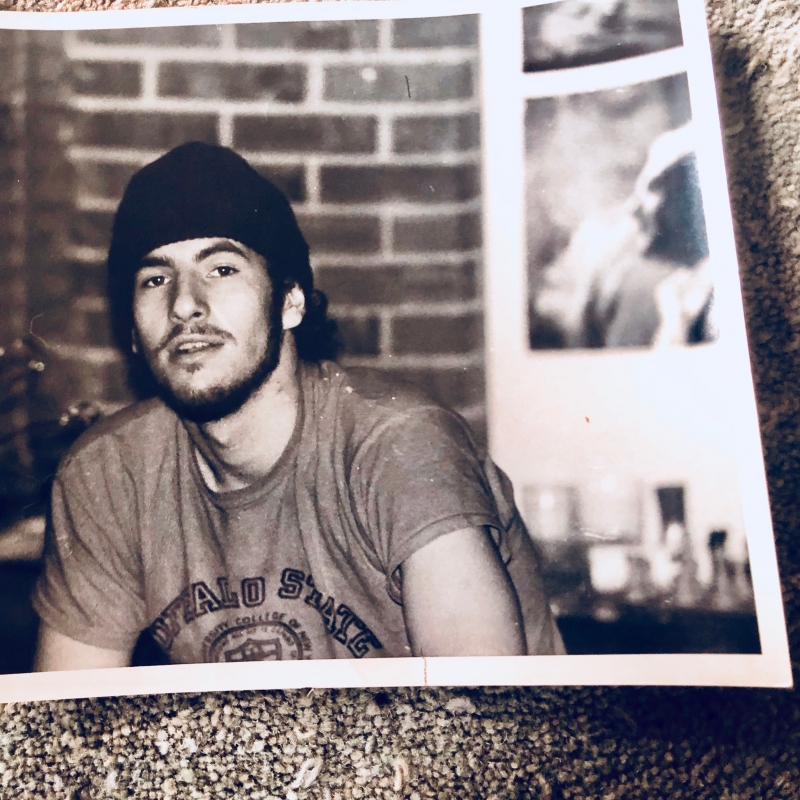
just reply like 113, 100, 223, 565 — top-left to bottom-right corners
106, 142, 339, 389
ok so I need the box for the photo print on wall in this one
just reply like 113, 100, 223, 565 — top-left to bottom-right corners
526, 74, 714, 351
523, 0, 684, 72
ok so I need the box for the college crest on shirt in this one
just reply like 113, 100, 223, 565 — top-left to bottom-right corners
149, 569, 383, 661
204, 616, 310, 662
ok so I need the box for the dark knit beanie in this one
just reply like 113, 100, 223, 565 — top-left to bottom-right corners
107, 142, 312, 350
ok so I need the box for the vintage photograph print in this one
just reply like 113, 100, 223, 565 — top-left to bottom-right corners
507, 68, 757, 651
525, 73, 715, 350
523, 0, 684, 72
0, 12, 494, 678
483, 0, 788, 685
0, 0, 791, 700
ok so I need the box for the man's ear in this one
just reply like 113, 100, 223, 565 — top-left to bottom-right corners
282, 284, 306, 331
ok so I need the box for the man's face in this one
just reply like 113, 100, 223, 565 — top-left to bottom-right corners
132, 237, 283, 422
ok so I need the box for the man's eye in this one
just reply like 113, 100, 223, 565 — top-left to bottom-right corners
210, 265, 238, 278
140, 274, 168, 288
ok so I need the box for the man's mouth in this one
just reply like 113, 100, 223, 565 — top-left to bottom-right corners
176, 341, 213, 353
167, 335, 227, 360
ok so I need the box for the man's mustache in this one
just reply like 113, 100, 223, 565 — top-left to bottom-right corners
156, 323, 233, 352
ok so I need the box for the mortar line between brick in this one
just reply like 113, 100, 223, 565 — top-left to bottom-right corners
306, 158, 321, 205
218, 114, 234, 148
296, 200, 482, 217
140, 59, 158, 102
68, 97, 479, 116
74, 197, 480, 217
378, 18, 392, 52
311, 250, 483, 268
237, 152, 482, 167
218, 24, 237, 51
378, 310, 393, 357
335, 301, 483, 317
68, 148, 480, 168
63, 45, 479, 65
65, 245, 107, 264
379, 209, 394, 259
305, 57, 325, 108
376, 112, 393, 160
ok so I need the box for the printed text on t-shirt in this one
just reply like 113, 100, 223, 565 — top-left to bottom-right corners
278, 568, 383, 657
149, 571, 383, 659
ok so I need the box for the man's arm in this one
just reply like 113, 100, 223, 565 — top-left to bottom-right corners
34, 451, 147, 672
401, 527, 527, 657
34, 624, 133, 672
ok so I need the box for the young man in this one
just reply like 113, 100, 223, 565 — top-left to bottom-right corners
33, 143, 563, 669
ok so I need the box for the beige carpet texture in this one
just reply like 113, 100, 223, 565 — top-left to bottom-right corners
2, 0, 800, 797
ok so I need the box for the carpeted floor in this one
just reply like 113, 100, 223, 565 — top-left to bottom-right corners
2, 0, 800, 797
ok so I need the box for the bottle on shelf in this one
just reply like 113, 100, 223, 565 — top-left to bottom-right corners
704, 530, 737, 611
654, 486, 701, 608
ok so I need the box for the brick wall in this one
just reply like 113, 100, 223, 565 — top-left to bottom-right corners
0, 30, 27, 350
32, 17, 486, 441
1, 31, 75, 417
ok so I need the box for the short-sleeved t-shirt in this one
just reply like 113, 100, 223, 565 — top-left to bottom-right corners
34, 361, 562, 662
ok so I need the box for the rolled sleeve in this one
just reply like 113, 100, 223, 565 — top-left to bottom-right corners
352, 407, 502, 602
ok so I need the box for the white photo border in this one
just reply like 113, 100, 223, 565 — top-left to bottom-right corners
0, 0, 791, 701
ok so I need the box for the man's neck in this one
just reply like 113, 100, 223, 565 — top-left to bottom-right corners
187, 340, 301, 493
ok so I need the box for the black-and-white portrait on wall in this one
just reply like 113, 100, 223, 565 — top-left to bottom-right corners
523, 0, 684, 72
526, 73, 716, 350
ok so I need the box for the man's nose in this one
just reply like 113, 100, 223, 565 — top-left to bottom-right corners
170, 274, 208, 322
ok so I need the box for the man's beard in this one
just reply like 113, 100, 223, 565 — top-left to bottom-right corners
140, 296, 285, 425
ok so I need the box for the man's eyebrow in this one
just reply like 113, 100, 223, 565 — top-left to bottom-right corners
138, 254, 172, 269
194, 240, 249, 263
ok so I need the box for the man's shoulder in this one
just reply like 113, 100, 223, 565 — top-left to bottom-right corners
60, 397, 178, 470
304, 361, 479, 455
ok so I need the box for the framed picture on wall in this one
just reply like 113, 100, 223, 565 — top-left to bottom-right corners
0, 0, 790, 702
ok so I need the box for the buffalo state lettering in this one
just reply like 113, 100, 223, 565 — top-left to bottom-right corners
150, 570, 383, 659
278, 568, 382, 658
